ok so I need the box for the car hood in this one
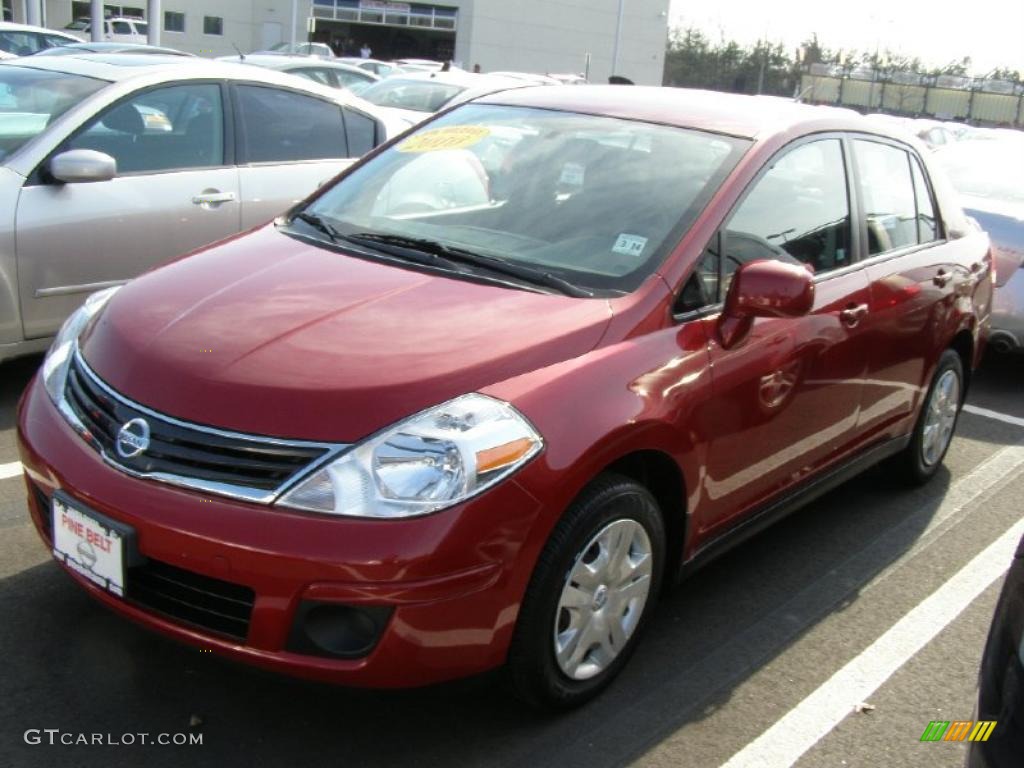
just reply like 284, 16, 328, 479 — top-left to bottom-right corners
80, 225, 612, 442
962, 195, 1024, 287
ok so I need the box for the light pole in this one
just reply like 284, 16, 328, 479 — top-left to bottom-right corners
291, 0, 298, 48
611, 0, 625, 77
90, 0, 102, 41
147, 0, 161, 46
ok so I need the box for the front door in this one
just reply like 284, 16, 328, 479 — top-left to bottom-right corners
687, 137, 872, 535
16, 82, 240, 339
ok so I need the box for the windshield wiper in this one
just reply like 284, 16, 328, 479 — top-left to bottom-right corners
346, 233, 594, 298
290, 211, 345, 241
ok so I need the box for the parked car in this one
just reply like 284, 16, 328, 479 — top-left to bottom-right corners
82, 16, 148, 45
546, 72, 588, 85
0, 54, 403, 364
338, 57, 400, 78
933, 140, 1024, 353
34, 42, 192, 57
260, 42, 334, 59
488, 71, 562, 85
358, 70, 528, 127
17, 87, 991, 710
0, 21, 80, 59
216, 54, 379, 95
967, 531, 1024, 767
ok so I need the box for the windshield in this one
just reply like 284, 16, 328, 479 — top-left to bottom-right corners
934, 141, 1024, 204
359, 79, 465, 113
298, 104, 749, 295
0, 67, 106, 162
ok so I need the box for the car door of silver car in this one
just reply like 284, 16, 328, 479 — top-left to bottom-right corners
233, 84, 378, 227
15, 82, 241, 340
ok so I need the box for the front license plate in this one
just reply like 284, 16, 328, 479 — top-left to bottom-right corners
52, 495, 127, 597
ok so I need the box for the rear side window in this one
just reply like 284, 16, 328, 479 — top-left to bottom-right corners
343, 108, 377, 156
236, 85, 348, 162
853, 139, 935, 255
911, 158, 938, 243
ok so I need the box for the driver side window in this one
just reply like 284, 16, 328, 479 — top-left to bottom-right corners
66, 83, 224, 174
679, 138, 850, 311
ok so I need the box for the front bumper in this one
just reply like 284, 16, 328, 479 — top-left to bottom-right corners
17, 374, 546, 687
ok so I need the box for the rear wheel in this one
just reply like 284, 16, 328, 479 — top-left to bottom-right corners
892, 349, 964, 484
507, 474, 665, 710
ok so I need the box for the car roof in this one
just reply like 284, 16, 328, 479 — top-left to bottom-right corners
217, 54, 375, 76
37, 42, 191, 56
2, 53, 338, 83
385, 70, 524, 89
0, 55, 386, 113
0, 21, 79, 37
478, 85, 894, 141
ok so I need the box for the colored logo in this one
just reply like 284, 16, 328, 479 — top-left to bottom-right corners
116, 418, 151, 459
920, 720, 997, 742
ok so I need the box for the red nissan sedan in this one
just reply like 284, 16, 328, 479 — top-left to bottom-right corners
17, 86, 993, 709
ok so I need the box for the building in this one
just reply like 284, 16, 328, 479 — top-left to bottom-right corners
8, 1, 670, 85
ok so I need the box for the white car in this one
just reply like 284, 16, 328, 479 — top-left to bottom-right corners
82, 17, 148, 45
0, 22, 80, 59
216, 54, 379, 95
358, 70, 532, 127
0, 53, 406, 363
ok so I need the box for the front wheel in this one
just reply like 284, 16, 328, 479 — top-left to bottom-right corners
892, 348, 964, 485
506, 474, 665, 710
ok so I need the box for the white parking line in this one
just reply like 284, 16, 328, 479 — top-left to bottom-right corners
0, 461, 23, 481
721, 515, 1024, 768
963, 404, 1024, 429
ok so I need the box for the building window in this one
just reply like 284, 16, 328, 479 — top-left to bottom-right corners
203, 16, 223, 36
2, 0, 12, 22
164, 11, 185, 33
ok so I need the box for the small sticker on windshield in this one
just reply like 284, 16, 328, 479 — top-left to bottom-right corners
559, 162, 585, 187
612, 234, 648, 257
397, 125, 491, 153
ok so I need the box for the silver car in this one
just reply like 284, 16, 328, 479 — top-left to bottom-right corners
0, 54, 404, 364
934, 139, 1024, 353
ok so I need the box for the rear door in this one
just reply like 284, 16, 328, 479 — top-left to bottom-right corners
850, 137, 967, 439
16, 81, 240, 339
232, 84, 381, 227
686, 136, 872, 533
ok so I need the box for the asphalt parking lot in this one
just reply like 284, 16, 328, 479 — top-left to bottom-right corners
1, 351, 1022, 768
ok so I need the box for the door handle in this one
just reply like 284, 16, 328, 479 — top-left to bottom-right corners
192, 191, 236, 206
933, 269, 952, 288
839, 303, 869, 328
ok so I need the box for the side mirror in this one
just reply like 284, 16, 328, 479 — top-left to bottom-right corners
49, 149, 117, 183
718, 259, 815, 348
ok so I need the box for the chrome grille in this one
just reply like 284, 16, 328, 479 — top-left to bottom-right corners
62, 351, 344, 503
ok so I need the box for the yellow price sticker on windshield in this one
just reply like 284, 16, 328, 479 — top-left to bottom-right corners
397, 125, 490, 153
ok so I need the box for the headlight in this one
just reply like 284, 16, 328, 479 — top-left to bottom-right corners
41, 286, 121, 404
278, 393, 542, 518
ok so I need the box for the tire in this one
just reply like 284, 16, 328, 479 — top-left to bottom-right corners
891, 348, 964, 485
506, 474, 666, 711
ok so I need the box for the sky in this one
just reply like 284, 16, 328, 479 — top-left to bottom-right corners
668, 0, 1024, 76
